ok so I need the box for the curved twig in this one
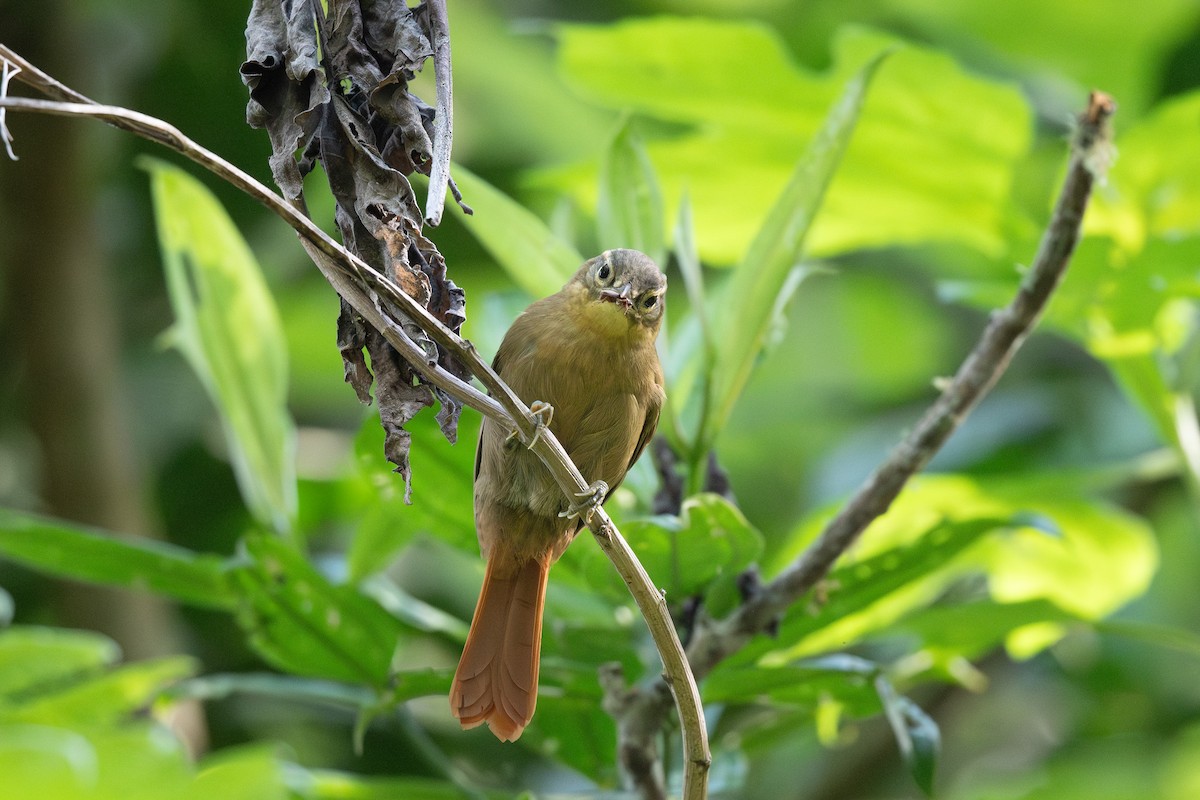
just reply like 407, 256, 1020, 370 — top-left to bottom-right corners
0, 44, 710, 800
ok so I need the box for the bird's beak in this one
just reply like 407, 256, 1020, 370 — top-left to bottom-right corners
600, 283, 634, 310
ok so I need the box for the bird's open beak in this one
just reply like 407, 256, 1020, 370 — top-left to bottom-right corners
600, 283, 634, 310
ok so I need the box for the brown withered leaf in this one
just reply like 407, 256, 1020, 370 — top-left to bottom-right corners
364, 325, 432, 504
336, 297, 372, 404
242, 0, 467, 499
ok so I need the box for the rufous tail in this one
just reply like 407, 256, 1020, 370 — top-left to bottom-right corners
449, 553, 550, 742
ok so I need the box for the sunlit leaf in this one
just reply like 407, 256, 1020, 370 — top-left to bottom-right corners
733, 516, 1005, 668
190, 745, 288, 800
0, 508, 235, 610
0, 723, 193, 800
143, 158, 297, 535
550, 21, 1030, 264
757, 474, 1157, 663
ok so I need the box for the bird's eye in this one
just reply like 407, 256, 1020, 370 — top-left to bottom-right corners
597, 262, 612, 283
643, 294, 658, 309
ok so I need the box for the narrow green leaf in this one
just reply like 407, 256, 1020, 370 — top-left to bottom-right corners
167, 672, 376, 708
0, 626, 119, 699
230, 535, 400, 687
703, 48, 891, 447
729, 517, 1006, 669
451, 164, 583, 297
1094, 619, 1200, 659
0, 508, 235, 609
1, 656, 197, 725
597, 117, 666, 266
876, 676, 939, 796
142, 157, 297, 535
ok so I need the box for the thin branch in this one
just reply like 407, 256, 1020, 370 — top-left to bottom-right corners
688, 91, 1117, 677
0, 44, 710, 799
598, 91, 1118, 776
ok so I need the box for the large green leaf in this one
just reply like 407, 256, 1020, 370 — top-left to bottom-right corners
577, 493, 763, 605
752, 474, 1157, 665
230, 535, 401, 687
0, 508, 234, 610
549, 21, 1031, 264
143, 158, 297, 535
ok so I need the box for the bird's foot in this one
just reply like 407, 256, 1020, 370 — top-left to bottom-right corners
559, 480, 609, 523
507, 401, 554, 449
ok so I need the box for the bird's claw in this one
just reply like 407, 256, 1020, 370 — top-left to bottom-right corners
507, 400, 554, 450
559, 480, 609, 522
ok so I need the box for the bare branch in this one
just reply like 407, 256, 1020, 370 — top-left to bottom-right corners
597, 91, 1118, 781
688, 91, 1117, 677
0, 44, 710, 799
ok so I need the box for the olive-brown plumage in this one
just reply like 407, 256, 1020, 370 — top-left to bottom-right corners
449, 249, 667, 741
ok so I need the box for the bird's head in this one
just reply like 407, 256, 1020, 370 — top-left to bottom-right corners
571, 249, 667, 336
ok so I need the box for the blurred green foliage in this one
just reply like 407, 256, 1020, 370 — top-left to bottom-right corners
2, 2, 1200, 799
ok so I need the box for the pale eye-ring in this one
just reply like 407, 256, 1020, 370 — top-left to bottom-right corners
642, 293, 658, 309
597, 262, 612, 283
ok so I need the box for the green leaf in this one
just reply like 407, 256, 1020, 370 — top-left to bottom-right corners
876, 675, 939, 796
143, 157, 297, 535
451, 164, 583, 298
699, 46, 889, 448
703, 656, 882, 719
0, 508, 235, 609
597, 117, 666, 266
581, 494, 763, 603
732, 516, 1006, 669
167, 672, 376, 708
230, 535, 400, 687
1, 657, 196, 726
0, 722, 195, 800
190, 745, 289, 800
347, 412, 478, 580
0, 627, 119, 699
550, 21, 1030, 264
758, 474, 1158, 663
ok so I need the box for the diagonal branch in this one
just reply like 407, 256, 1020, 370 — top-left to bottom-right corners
600, 91, 1117, 788
687, 91, 1116, 678
0, 43, 710, 800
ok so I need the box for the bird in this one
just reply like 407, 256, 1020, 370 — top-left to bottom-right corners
449, 248, 667, 742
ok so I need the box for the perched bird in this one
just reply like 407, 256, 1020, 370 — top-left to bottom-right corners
450, 249, 667, 741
